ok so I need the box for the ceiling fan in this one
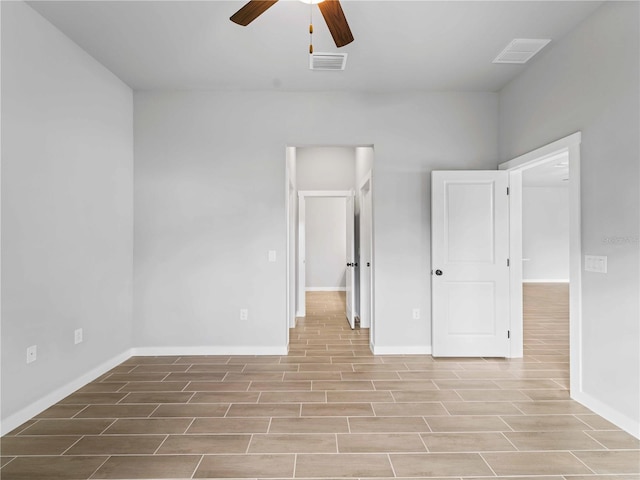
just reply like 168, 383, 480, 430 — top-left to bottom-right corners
230, 0, 354, 48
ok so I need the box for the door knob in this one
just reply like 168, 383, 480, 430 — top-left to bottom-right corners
435, 269, 443, 276
354, 262, 358, 267
346, 262, 352, 267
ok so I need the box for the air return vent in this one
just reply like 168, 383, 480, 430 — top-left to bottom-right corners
493, 39, 551, 64
310, 53, 347, 71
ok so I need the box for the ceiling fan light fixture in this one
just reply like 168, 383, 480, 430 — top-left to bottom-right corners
299, 0, 324, 4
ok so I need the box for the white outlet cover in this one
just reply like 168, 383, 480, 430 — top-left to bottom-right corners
240, 309, 248, 320
268, 250, 276, 262
74, 328, 83, 344
26, 345, 37, 364
412, 308, 421, 320
585, 255, 607, 273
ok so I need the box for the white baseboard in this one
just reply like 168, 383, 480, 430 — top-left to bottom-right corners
305, 287, 346, 292
1, 349, 133, 436
131, 346, 288, 356
523, 279, 570, 283
372, 345, 432, 355
572, 390, 640, 439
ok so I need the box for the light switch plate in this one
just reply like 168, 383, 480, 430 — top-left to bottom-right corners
268, 250, 276, 262
585, 255, 607, 273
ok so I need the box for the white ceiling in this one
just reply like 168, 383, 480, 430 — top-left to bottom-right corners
28, 0, 603, 92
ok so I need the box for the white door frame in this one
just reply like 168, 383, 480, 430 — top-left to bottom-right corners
296, 190, 354, 318
358, 173, 374, 330
499, 132, 582, 392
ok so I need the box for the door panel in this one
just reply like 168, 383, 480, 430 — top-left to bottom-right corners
446, 183, 496, 263
345, 195, 356, 329
432, 171, 510, 357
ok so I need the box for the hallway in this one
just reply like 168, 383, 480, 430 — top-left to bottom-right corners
1, 286, 638, 479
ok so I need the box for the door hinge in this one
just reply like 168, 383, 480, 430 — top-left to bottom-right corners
507, 330, 510, 339
507, 187, 510, 195
507, 258, 510, 267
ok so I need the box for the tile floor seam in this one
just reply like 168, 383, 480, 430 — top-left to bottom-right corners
498, 431, 520, 452
71, 405, 92, 418
293, 452, 298, 478
86, 454, 111, 480
568, 450, 599, 475
386, 452, 398, 477
188, 453, 205, 479
477, 451, 499, 477
60, 435, 86, 455
182, 417, 197, 435
99, 419, 119, 435
151, 433, 170, 454
147, 404, 162, 418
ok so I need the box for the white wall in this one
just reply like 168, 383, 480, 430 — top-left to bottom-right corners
1, 2, 134, 431
134, 91, 499, 354
499, 2, 639, 435
296, 147, 355, 293
286, 147, 297, 328
305, 198, 347, 290
296, 147, 356, 191
356, 146, 374, 188
522, 187, 569, 281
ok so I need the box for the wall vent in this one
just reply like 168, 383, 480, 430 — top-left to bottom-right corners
310, 53, 347, 71
493, 38, 551, 64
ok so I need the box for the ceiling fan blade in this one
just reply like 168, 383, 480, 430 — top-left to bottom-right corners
318, 0, 354, 48
230, 0, 279, 26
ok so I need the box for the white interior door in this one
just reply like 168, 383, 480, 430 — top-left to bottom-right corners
358, 179, 372, 328
431, 171, 510, 357
345, 195, 356, 329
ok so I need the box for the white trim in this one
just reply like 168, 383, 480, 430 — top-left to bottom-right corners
0, 349, 133, 435
298, 190, 354, 198
358, 172, 374, 331
523, 279, 570, 283
372, 345, 432, 355
297, 194, 306, 317
500, 131, 583, 407
358, 171, 372, 193
306, 287, 346, 292
499, 132, 581, 171
132, 346, 288, 356
572, 390, 640, 439
507, 169, 523, 358
296, 190, 356, 318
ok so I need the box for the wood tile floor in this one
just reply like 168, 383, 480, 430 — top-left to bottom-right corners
2, 285, 639, 479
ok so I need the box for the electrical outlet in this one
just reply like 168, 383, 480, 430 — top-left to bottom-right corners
585, 255, 607, 273
268, 250, 276, 262
26, 345, 37, 364
240, 308, 248, 321
412, 308, 421, 320
74, 328, 83, 344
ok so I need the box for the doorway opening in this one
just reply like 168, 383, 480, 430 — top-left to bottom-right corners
499, 132, 582, 395
285, 146, 374, 350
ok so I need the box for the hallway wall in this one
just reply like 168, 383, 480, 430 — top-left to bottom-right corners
133, 91, 499, 353
1, 2, 134, 429
499, 1, 639, 435
305, 197, 347, 290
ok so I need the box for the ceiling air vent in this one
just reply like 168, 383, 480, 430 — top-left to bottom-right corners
310, 53, 347, 71
493, 39, 551, 64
